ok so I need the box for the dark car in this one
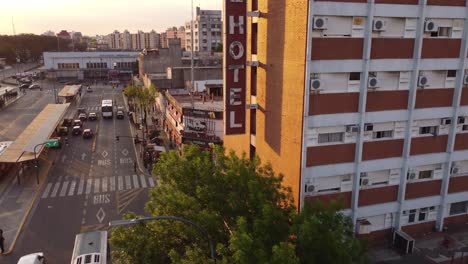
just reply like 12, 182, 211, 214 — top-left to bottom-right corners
86, 86, 93, 92
62, 118, 73, 127
57, 126, 69, 136
19, 83, 29, 89
116, 110, 124, 119
72, 126, 82, 135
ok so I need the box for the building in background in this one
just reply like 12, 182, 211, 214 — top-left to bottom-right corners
43, 51, 139, 81
165, 26, 186, 50
56, 30, 71, 40
223, 0, 468, 242
185, 7, 222, 52
107, 30, 160, 50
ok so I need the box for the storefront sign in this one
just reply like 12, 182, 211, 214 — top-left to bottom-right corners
224, 0, 247, 135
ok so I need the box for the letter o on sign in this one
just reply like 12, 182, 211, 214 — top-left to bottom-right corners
229, 41, 244, 60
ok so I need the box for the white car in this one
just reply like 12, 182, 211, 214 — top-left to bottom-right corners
17, 252, 45, 264
28, 84, 41, 90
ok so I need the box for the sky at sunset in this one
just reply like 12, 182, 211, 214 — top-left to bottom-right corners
0, 0, 221, 36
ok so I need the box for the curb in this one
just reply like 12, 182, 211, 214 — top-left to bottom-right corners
1, 160, 52, 256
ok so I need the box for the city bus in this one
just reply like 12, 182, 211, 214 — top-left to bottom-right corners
71, 231, 109, 264
101, 99, 113, 119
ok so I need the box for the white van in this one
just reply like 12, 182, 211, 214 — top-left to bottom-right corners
17, 252, 45, 264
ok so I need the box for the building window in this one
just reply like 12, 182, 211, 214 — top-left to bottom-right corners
463, 125, 468, 131
251, 22, 258, 55
405, 207, 436, 224
251, 67, 257, 96
418, 170, 433, 180
431, 27, 452, 38
372, 130, 393, 139
349, 72, 361, 81
447, 70, 457, 78
419, 126, 438, 135
250, 109, 256, 135
318, 132, 344, 144
450, 201, 468, 215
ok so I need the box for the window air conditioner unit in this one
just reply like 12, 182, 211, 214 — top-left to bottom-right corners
451, 166, 460, 175
368, 77, 379, 88
464, 74, 468, 85
373, 19, 386, 31
346, 125, 359, 133
424, 21, 438, 32
441, 118, 452, 125
313, 17, 327, 30
408, 171, 417, 180
305, 184, 316, 193
357, 219, 372, 234
310, 79, 322, 91
361, 177, 370, 186
458, 116, 466, 124
364, 123, 374, 131
393, 230, 415, 255
418, 75, 429, 87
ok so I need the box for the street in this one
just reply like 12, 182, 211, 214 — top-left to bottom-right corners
1, 83, 151, 263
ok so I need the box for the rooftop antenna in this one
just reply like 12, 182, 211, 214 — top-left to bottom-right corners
12, 17, 16, 35
190, 0, 195, 109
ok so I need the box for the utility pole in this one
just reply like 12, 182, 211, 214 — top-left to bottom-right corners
11, 17, 16, 35
190, 0, 194, 93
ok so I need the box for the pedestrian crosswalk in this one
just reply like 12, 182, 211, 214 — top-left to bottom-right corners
81, 105, 121, 112
41, 175, 155, 199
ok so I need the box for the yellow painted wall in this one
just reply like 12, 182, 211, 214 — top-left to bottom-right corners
224, 0, 308, 207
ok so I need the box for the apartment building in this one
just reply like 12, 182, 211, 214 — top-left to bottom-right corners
165, 26, 186, 49
107, 30, 159, 50
223, 0, 468, 242
186, 7, 222, 52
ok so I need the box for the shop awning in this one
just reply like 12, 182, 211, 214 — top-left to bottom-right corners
58, 85, 81, 97
0, 103, 70, 163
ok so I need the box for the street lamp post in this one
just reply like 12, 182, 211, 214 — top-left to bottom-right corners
33, 143, 46, 185
109, 216, 216, 262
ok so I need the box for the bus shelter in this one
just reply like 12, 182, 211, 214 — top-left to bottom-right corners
0, 104, 70, 182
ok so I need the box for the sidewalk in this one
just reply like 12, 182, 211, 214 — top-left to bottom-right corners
0, 149, 58, 255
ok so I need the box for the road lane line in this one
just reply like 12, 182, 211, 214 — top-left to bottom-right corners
110, 177, 116, 191
132, 175, 139, 189
118, 176, 123, 191
148, 177, 155, 188
59, 181, 69, 197
85, 179, 92, 194
50, 182, 61, 198
125, 175, 131, 190
102, 177, 108, 192
68, 181, 77, 196
139, 174, 147, 188
77, 178, 84, 195
94, 178, 100, 193
41, 183, 53, 199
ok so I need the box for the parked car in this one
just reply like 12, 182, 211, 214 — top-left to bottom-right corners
19, 83, 29, 89
62, 118, 73, 127
86, 86, 93, 92
78, 113, 87, 121
82, 129, 93, 139
88, 112, 97, 121
72, 126, 82, 135
48, 137, 62, 148
17, 252, 45, 264
57, 126, 69, 136
73, 119, 83, 127
28, 84, 41, 90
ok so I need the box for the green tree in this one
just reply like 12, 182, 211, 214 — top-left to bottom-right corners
110, 145, 367, 263
123, 84, 157, 133
292, 201, 368, 264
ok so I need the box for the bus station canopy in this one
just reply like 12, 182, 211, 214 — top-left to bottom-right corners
58, 85, 81, 97
0, 103, 70, 163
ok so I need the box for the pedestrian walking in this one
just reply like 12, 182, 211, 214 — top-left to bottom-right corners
0, 228, 5, 254
133, 161, 137, 173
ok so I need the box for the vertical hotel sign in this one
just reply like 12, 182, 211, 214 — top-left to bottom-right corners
224, 0, 246, 135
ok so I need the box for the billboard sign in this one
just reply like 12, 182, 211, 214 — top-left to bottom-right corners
224, 0, 247, 135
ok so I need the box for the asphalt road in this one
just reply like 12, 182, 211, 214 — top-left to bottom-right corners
3, 84, 151, 263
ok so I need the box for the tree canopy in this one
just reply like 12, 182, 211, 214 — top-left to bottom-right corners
110, 145, 368, 263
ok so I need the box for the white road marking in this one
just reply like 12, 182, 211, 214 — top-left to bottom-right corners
42, 183, 53, 199
94, 178, 100, 193
59, 181, 69, 197
125, 175, 131, 190
132, 175, 139, 189
110, 177, 116, 191
102, 177, 108, 192
77, 178, 84, 195
139, 174, 147, 188
50, 183, 61, 198
68, 181, 77, 196
148, 177, 155, 188
118, 176, 123, 191
85, 179, 92, 194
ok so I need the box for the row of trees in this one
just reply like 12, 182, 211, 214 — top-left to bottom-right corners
110, 145, 368, 263
123, 84, 158, 131
0, 34, 86, 64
